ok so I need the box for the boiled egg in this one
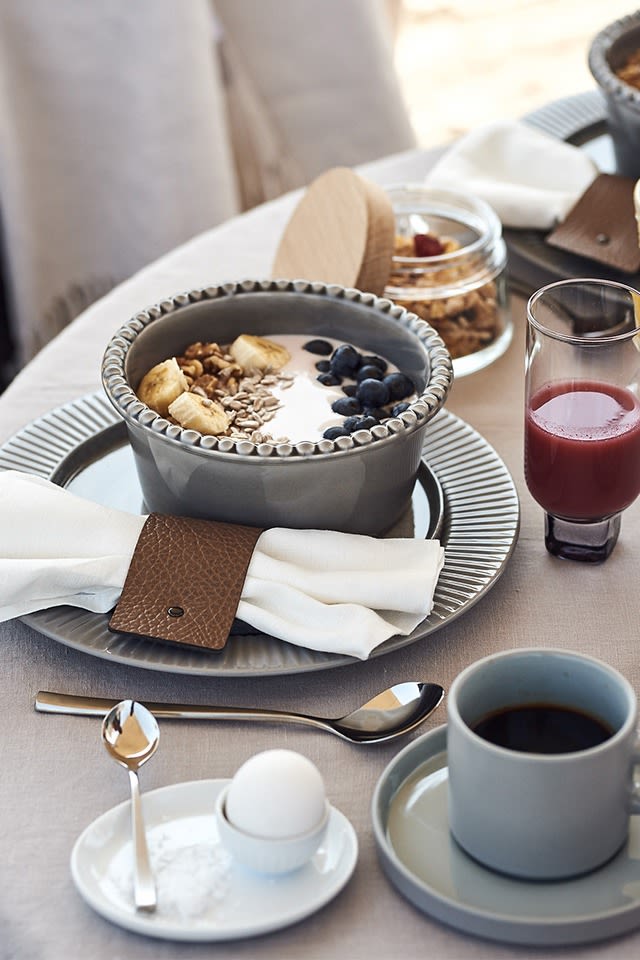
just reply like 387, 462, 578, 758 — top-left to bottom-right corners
225, 749, 326, 839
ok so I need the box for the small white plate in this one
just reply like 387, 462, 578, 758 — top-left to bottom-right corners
71, 778, 358, 941
372, 725, 640, 947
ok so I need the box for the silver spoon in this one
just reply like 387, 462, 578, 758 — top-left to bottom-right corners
37, 681, 444, 744
101, 700, 160, 912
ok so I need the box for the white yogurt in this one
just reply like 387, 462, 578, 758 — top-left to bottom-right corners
263, 334, 410, 444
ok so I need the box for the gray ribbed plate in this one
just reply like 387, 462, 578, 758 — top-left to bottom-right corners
0, 393, 519, 676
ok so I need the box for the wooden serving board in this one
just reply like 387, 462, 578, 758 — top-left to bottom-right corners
272, 167, 395, 296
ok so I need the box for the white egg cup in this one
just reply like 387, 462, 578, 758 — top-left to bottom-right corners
215, 785, 330, 874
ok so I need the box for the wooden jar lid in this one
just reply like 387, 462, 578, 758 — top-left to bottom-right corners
272, 167, 395, 296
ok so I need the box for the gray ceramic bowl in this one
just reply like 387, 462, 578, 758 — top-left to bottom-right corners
101, 279, 453, 535
589, 12, 640, 178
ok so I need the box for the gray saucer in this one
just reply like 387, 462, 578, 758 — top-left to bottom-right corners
372, 725, 640, 947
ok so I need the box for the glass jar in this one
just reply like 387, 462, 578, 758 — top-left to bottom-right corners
383, 185, 512, 378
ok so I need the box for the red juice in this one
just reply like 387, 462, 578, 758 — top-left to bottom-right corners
525, 379, 640, 520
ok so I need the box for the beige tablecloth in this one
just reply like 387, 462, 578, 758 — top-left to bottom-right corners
1, 148, 639, 960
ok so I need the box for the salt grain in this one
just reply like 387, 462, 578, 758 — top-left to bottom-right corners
152, 843, 231, 920
107, 828, 232, 922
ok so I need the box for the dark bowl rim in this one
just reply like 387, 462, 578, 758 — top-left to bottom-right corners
101, 278, 453, 462
588, 11, 640, 103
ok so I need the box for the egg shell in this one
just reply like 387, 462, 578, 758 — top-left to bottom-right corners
225, 749, 326, 840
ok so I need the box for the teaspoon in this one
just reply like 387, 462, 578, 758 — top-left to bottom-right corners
37, 681, 444, 744
101, 700, 160, 912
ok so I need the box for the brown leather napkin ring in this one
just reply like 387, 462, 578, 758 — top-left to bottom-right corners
546, 173, 640, 274
108, 514, 264, 650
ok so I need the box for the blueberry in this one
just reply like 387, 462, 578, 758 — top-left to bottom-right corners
383, 372, 415, 401
342, 383, 358, 397
361, 354, 388, 373
323, 426, 349, 440
356, 378, 390, 408
353, 415, 378, 431
331, 396, 362, 416
356, 364, 384, 382
315, 359, 331, 372
304, 339, 333, 356
330, 344, 362, 376
363, 407, 388, 421
342, 416, 360, 433
391, 401, 411, 417
317, 372, 342, 386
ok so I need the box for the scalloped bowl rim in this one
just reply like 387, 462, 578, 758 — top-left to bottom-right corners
588, 11, 640, 104
101, 278, 454, 462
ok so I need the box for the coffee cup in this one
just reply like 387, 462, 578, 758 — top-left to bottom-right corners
447, 648, 640, 880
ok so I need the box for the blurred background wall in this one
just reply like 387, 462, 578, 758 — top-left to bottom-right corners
394, 0, 632, 146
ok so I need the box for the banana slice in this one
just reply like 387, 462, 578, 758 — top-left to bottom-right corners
137, 358, 188, 417
229, 334, 290, 372
168, 392, 230, 436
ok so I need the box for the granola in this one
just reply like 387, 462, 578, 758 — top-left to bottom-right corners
386, 233, 503, 360
615, 48, 640, 90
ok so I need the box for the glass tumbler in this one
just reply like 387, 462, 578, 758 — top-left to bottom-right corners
525, 279, 640, 562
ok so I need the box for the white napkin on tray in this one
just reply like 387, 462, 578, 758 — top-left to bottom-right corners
425, 120, 598, 230
0, 470, 444, 660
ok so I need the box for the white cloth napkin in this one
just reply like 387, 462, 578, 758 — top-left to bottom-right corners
0, 471, 444, 660
425, 120, 598, 230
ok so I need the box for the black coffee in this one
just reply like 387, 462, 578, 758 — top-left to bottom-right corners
471, 703, 613, 754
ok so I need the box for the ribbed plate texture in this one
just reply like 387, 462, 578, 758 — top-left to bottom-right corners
0, 393, 519, 676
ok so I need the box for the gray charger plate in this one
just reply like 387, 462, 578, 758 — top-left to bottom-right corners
372, 726, 640, 947
506, 90, 630, 296
0, 393, 519, 677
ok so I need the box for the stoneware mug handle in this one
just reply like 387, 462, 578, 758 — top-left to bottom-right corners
628, 733, 640, 813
